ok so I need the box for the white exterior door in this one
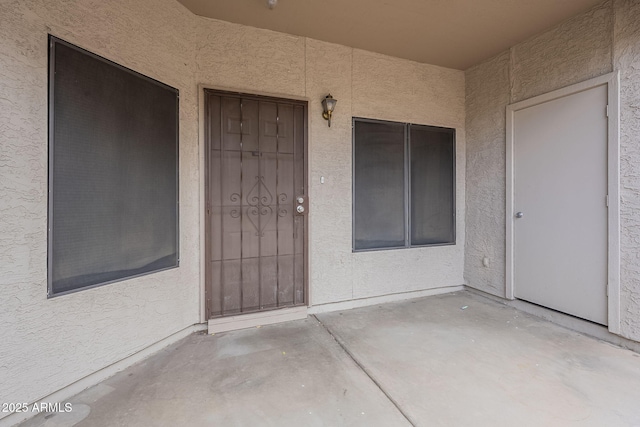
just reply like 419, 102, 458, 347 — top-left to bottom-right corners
512, 84, 608, 325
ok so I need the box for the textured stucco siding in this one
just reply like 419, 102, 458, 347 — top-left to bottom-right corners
465, 0, 640, 342
196, 18, 306, 98
305, 39, 355, 304
0, 0, 200, 415
352, 50, 465, 128
464, 52, 510, 297
510, 1, 613, 103
195, 19, 466, 306
614, 0, 640, 340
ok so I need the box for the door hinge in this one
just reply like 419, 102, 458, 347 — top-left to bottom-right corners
606, 195, 609, 207
606, 105, 609, 117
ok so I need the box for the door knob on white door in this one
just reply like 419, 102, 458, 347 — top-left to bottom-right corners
515, 212, 524, 218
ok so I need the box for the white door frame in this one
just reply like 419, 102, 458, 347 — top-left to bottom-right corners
505, 72, 621, 334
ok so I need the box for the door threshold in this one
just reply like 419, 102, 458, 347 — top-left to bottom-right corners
208, 306, 308, 334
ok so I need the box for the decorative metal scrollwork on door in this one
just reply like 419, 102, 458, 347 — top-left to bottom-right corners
229, 176, 288, 236
278, 193, 288, 218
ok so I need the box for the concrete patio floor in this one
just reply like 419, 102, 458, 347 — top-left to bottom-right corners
21, 292, 640, 426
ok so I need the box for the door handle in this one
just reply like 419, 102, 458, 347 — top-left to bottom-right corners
515, 212, 524, 218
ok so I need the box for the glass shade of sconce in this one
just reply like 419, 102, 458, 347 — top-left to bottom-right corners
321, 94, 337, 127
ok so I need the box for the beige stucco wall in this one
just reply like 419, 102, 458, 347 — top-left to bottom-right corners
613, 0, 640, 340
465, 0, 640, 342
464, 51, 511, 297
1, 0, 465, 415
0, 0, 200, 417
196, 18, 466, 306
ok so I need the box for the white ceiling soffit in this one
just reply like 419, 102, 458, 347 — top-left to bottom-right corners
178, 0, 603, 70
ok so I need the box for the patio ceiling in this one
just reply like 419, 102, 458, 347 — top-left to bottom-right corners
177, 0, 603, 70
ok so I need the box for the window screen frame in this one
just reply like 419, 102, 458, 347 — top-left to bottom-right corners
47, 36, 180, 297
352, 117, 456, 252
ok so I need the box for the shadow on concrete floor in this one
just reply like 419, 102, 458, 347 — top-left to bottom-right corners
20, 291, 640, 427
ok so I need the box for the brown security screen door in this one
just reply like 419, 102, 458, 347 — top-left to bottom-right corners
205, 91, 307, 318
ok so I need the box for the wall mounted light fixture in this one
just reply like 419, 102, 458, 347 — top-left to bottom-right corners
321, 94, 337, 127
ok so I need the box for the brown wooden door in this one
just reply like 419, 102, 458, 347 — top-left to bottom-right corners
204, 91, 307, 318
